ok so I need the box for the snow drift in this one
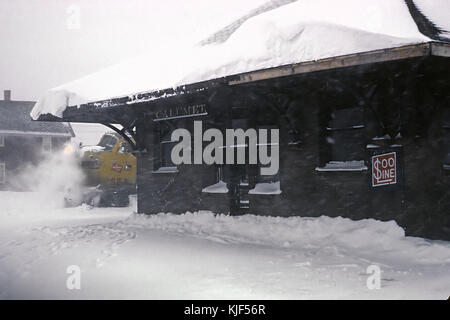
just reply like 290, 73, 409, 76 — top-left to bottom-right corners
31, 0, 450, 120
1, 195, 449, 299
124, 211, 450, 265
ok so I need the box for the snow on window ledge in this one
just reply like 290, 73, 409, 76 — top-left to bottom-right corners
372, 134, 391, 141
315, 160, 368, 172
248, 181, 282, 195
202, 180, 229, 194
152, 166, 179, 174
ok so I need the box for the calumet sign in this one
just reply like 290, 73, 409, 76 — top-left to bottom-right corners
154, 104, 207, 121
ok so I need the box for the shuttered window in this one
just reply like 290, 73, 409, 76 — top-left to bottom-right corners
0, 162, 5, 184
443, 109, 450, 170
317, 107, 367, 172
42, 136, 52, 153
153, 122, 178, 173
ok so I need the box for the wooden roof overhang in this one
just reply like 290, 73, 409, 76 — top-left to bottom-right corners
36, 41, 450, 150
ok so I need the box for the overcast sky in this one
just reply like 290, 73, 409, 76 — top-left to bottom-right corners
0, 0, 266, 101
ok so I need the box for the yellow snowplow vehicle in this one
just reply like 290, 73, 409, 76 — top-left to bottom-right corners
79, 132, 136, 207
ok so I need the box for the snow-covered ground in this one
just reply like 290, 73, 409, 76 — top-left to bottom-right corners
1, 191, 449, 299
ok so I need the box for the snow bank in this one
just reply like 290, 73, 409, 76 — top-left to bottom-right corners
124, 211, 450, 265
31, 0, 438, 120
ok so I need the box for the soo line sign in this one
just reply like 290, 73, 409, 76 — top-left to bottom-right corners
372, 152, 397, 187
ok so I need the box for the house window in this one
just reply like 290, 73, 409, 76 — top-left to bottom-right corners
444, 133, 450, 170
0, 136, 4, 147
0, 162, 5, 184
160, 140, 177, 168
153, 122, 178, 173
42, 136, 52, 153
248, 125, 282, 195
444, 131, 450, 170
442, 109, 450, 170
316, 107, 367, 172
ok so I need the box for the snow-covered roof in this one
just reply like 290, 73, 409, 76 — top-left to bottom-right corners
31, 0, 450, 120
0, 100, 74, 137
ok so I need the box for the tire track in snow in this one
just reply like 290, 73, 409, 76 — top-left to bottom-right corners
37, 222, 137, 268
0, 221, 136, 273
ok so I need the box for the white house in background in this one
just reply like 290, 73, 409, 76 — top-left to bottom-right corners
0, 90, 74, 189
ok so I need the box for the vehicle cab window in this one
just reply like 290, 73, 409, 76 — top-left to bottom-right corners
98, 134, 118, 151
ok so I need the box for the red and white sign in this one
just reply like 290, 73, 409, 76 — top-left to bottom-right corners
372, 152, 397, 187
111, 163, 123, 173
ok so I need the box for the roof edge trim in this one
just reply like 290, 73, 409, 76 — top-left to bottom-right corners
228, 42, 444, 85
0, 129, 73, 137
